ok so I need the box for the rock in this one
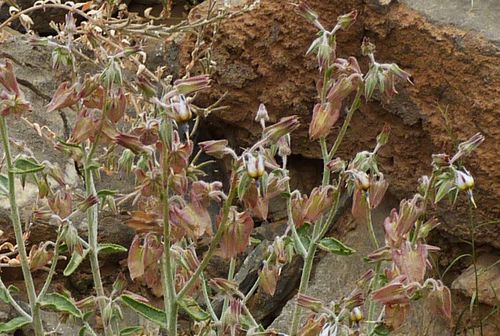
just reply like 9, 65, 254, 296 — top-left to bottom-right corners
452, 253, 500, 306
270, 196, 452, 334
192, 0, 500, 248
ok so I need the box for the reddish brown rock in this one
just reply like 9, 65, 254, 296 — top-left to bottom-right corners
193, 0, 500, 247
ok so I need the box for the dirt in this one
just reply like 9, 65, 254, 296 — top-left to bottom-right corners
191, 0, 500, 248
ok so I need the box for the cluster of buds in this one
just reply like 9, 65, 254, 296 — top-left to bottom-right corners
0, 59, 32, 116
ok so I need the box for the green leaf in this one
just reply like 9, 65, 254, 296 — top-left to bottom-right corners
178, 296, 210, 321
120, 294, 166, 328
435, 178, 454, 203
237, 174, 252, 200
39, 292, 83, 318
0, 284, 19, 304
0, 316, 31, 332
296, 223, 312, 251
120, 326, 144, 336
63, 249, 89, 276
317, 237, 356, 256
371, 323, 390, 336
0, 174, 8, 196
98, 243, 127, 254
97, 189, 118, 198
12, 156, 45, 174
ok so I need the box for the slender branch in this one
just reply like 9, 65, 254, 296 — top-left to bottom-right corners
37, 230, 63, 300
0, 277, 32, 320
0, 116, 43, 335
329, 90, 362, 158
177, 174, 238, 301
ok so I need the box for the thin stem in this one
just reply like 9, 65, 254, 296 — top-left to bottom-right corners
83, 167, 113, 336
177, 175, 238, 301
0, 277, 32, 320
37, 230, 63, 300
160, 138, 177, 336
468, 199, 483, 336
0, 116, 43, 335
366, 205, 381, 335
329, 90, 362, 158
412, 174, 435, 245
200, 274, 219, 322
222, 258, 236, 316
289, 231, 318, 335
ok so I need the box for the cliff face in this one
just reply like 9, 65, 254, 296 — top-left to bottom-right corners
191, 0, 500, 247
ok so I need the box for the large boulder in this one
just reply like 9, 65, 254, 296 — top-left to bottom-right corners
193, 0, 500, 247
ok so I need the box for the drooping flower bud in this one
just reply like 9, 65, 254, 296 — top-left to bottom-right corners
454, 168, 474, 191
198, 139, 234, 159
326, 158, 346, 173
174, 74, 210, 95
297, 294, 323, 313
115, 133, 147, 154
245, 153, 265, 179
337, 10, 358, 31
48, 188, 73, 218
277, 134, 291, 158
0, 59, 21, 95
262, 115, 300, 144
303, 186, 335, 223
295, 1, 324, 30
452, 132, 484, 163
0, 91, 32, 116
309, 102, 340, 140
361, 37, 376, 57
255, 103, 270, 129
376, 124, 391, 147
350, 306, 363, 323
169, 94, 192, 123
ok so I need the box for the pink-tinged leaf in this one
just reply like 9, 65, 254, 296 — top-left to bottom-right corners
303, 186, 334, 223
384, 303, 410, 331
393, 241, 427, 283
308, 102, 341, 141
351, 188, 369, 224
219, 208, 254, 259
0, 59, 21, 95
128, 235, 145, 280
69, 117, 95, 144
242, 180, 269, 220
371, 275, 409, 305
259, 262, 278, 296
170, 202, 212, 239
369, 173, 389, 209
46, 82, 79, 112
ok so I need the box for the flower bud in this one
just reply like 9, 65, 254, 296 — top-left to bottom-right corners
174, 75, 210, 95
263, 115, 300, 144
48, 188, 73, 218
376, 124, 391, 147
455, 168, 474, 191
337, 10, 357, 30
0, 59, 21, 95
352, 171, 370, 191
170, 95, 192, 123
451, 132, 485, 163
361, 37, 376, 57
245, 153, 265, 179
277, 134, 291, 158
198, 139, 232, 159
115, 133, 147, 154
350, 306, 363, 323
326, 158, 345, 173
118, 149, 135, 173
297, 294, 323, 313
295, 1, 323, 30
255, 103, 270, 129
0, 91, 32, 116
209, 278, 240, 297
309, 102, 340, 140
78, 194, 98, 212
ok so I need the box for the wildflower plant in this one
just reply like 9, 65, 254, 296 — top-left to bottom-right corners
0, 1, 486, 336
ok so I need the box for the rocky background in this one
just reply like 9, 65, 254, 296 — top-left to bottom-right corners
0, 0, 498, 335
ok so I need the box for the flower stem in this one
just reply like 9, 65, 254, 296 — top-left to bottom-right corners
83, 167, 113, 336
0, 116, 43, 335
468, 199, 483, 336
176, 174, 238, 301
161, 140, 177, 336
329, 90, 362, 159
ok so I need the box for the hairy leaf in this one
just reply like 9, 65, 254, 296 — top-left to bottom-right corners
120, 294, 166, 328
317, 237, 356, 256
39, 292, 82, 318
0, 316, 31, 333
